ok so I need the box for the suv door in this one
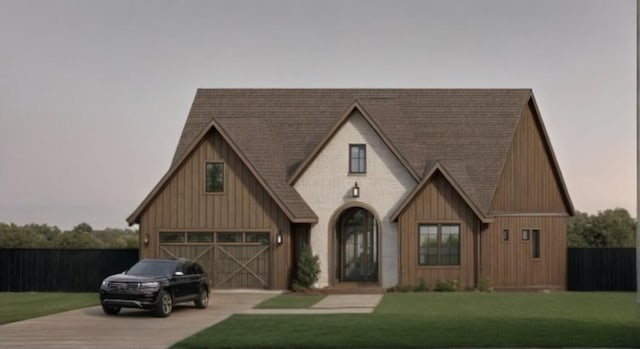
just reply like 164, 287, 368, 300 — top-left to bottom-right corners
184, 261, 203, 295
171, 261, 191, 300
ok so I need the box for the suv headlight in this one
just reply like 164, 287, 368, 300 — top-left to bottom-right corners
101, 280, 109, 289
140, 282, 160, 291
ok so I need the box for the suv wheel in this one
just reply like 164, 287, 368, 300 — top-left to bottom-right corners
102, 304, 121, 315
194, 287, 209, 309
154, 290, 173, 317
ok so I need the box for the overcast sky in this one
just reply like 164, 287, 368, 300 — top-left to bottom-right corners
0, 0, 635, 230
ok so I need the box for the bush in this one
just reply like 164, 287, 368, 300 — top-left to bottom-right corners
434, 278, 458, 292
478, 275, 493, 292
292, 245, 320, 291
413, 277, 427, 292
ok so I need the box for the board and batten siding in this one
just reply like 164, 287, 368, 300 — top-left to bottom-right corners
480, 216, 567, 289
490, 101, 568, 214
138, 129, 293, 289
485, 99, 569, 290
397, 171, 479, 290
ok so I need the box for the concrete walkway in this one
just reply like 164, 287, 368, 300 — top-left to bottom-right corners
244, 294, 383, 314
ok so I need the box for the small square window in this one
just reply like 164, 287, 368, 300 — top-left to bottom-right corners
502, 229, 509, 241
205, 162, 224, 193
522, 229, 530, 241
349, 144, 366, 174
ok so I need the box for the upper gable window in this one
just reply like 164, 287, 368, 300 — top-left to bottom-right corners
205, 162, 224, 193
349, 144, 366, 174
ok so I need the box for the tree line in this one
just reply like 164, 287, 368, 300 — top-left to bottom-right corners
0, 222, 139, 249
568, 208, 636, 248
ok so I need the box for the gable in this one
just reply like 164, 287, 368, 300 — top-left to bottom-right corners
289, 103, 420, 185
292, 109, 417, 198
134, 129, 292, 230
395, 170, 481, 224
490, 99, 573, 214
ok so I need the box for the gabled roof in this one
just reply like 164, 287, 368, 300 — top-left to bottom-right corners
128, 89, 573, 225
288, 101, 420, 185
390, 161, 493, 223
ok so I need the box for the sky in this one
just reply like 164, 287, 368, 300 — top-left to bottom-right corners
0, 0, 636, 231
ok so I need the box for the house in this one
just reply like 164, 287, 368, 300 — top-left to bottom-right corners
127, 89, 574, 291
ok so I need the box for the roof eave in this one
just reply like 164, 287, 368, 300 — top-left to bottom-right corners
526, 94, 575, 216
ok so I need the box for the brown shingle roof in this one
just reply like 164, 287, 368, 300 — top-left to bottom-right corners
128, 89, 572, 225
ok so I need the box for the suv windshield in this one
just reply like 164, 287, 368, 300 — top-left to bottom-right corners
126, 260, 177, 277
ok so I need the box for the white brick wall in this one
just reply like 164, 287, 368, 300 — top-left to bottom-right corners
293, 111, 416, 288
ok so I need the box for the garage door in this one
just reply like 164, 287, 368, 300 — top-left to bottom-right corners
158, 231, 271, 289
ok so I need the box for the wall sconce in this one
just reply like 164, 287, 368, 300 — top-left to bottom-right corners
352, 181, 360, 198
143, 234, 150, 246
276, 232, 283, 245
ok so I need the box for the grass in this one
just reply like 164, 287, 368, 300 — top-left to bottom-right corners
254, 293, 325, 309
0, 292, 99, 324
173, 292, 640, 348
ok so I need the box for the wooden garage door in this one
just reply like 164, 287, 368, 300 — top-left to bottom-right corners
159, 232, 271, 289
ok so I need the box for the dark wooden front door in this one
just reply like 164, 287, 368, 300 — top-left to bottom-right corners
337, 208, 378, 282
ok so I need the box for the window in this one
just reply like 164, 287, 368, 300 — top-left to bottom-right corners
522, 229, 530, 241
349, 144, 366, 174
159, 232, 185, 243
502, 229, 509, 241
205, 162, 224, 193
187, 232, 213, 243
418, 224, 460, 266
246, 233, 270, 244
216, 232, 242, 243
532, 229, 540, 258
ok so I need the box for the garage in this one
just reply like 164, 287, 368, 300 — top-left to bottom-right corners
158, 231, 271, 289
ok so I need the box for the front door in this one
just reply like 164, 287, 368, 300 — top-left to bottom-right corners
337, 207, 378, 282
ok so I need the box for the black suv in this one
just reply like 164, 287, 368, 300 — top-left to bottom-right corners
99, 258, 209, 317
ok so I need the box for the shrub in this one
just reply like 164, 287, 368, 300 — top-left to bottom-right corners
478, 275, 493, 292
413, 277, 427, 292
292, 245, 320, 291
434, 278, 458, 292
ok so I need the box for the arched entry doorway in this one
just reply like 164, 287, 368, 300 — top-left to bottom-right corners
335, 207, 378, 282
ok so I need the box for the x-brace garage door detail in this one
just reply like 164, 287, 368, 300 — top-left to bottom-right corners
158, 231, 271, 289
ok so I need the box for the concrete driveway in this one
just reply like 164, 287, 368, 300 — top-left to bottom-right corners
0, 291, 278, 349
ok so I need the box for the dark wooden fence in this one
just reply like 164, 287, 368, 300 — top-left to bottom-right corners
0, 248, 139, 292
567, 247, 636, 291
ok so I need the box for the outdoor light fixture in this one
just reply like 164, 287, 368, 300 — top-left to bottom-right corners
352, 181, 360, 198
143, 234, 150, 246
276, 232, 283, 245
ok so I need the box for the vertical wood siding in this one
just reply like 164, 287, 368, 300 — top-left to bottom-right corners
138, 130, 292, 289
397, 172, 479, 290
480, 216, 567, 289
490, 101, 568, 213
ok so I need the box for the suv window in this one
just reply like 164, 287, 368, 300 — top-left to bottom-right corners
126, 260, 177, 277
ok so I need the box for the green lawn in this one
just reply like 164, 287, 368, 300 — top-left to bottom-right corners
0, 292, 99, 324
173, 292, 639, 348
254, 293, 325, 309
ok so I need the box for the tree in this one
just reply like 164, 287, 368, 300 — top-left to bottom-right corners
567, 208, 635, 248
